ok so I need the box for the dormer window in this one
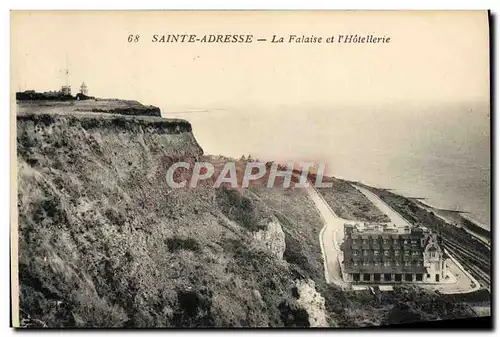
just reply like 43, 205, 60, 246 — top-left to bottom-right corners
428, 246, 439, 258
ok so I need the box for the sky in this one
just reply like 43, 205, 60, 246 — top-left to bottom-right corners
11, 11, 491, 226
11, 11, 489, 112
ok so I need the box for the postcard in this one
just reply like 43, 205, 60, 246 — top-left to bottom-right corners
10, 10, 491, 328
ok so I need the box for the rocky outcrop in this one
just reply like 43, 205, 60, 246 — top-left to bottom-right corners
253, 219, 286, 259
295, 279, 328, 327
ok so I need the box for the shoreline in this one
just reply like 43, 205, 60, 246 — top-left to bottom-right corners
349, 179, 490, 248
413, 199, 490, 246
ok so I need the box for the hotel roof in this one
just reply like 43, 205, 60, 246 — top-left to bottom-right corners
345, 222, 428, 235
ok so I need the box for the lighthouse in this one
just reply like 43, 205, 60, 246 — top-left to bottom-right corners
80, 82, 88, 95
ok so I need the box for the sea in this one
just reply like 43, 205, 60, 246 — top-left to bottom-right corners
165, 102, 491, 230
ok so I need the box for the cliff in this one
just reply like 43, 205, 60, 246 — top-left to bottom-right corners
17, 98, 162, 117
15, 101, 478, 328
16, 104, 332, 327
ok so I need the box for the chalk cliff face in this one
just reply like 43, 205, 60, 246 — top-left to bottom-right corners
295, 279, 328, 327
16, 106, 326, 328
15, 101, 478, 328
253, 219, 286, 260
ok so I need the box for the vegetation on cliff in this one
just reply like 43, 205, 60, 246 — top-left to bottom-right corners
16, 108, 480, 328
17, 113, 323, 327
17, 98, 162, 117
316, 178, 390, 222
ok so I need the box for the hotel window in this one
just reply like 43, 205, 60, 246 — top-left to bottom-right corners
384, 250, 389, 256
383, 238, 388, 244
362, 239, 368, 245
363, 250, 368, 256
394, 250, 400, 256
395, 261, 400, 266
374, 250, 379, 256
404, 239, 408, 244
353, 250, 359, 256
416, 261, 423, 266
405, 261, 411, 266
363, 261, 369, 266
411, 239, 417, 244
412, 251, 419, 256
353, 262, 358, 267
352, 239, 357, 245
404, 250, 410, 255
384, 261, 390, 266
374, 261, 379, 266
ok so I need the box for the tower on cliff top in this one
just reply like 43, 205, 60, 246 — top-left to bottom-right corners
60, 55, 71, 95
80, 82, 88, 95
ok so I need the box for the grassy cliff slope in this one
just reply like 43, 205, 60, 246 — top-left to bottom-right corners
17, 112, 316, 327
16, 107, 478, 328
17, 99, 162, 117
316, 178, 390, 222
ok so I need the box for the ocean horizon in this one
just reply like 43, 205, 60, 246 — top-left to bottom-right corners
165, 102, 490, 230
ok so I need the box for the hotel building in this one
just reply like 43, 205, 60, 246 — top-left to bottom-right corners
341, 222, 446, 283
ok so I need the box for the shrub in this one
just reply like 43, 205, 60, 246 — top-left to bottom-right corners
165, 237, 200, 252
215, 188, 261, 231
278, 299, 310, 327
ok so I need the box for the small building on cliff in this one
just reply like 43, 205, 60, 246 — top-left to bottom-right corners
80, 82, 88, 95
76, 82, 94, 100
60, 85, 71, 96
341, 222, 446, 283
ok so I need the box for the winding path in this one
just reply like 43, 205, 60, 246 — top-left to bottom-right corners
304, 184, 354, 288
352, 185, 411, 227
